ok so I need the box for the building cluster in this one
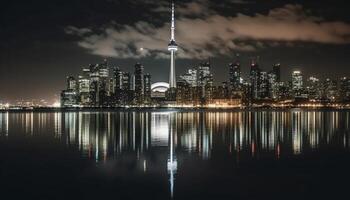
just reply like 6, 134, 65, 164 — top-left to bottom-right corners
239, 60, 350, 105
61, 60, 150, 107
174, 58, 350, 106
60, 0, 350, 108
60, 57, 350, 107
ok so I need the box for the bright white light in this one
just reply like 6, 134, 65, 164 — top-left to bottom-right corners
52, 102, 61, 108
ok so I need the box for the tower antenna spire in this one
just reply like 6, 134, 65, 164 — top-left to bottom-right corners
168, 0, 178, 90
171, 0, 175, 41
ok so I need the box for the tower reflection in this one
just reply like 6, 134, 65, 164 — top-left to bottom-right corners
167, 113, 177, 199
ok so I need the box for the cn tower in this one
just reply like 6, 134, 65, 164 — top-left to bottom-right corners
168, 0, 177, 89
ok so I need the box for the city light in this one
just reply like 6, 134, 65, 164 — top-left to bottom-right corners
52, 102, 61, 108
58, 56, 350, 109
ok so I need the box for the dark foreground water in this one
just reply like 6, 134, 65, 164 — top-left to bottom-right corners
1, 110, 350, 200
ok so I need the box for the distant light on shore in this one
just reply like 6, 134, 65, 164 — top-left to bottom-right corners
52, 102, 61, 108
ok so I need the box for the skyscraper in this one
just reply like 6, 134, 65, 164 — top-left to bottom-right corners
259, 71, 269, 99
292, 70, 303, 98
273, 63, 281, 82
267, 71, 278, 99
134, 63, 144, 105
198, 62, 213, 104
179, 69, 197, 87
98, 60, 110, 106
249, 59, 261, 100
306, 76, 322, 101
176, 80, 192, 105
114, 67, 131, 105
66, 76, 77, 91
323, 78, 337, 102
339, 77, 350, 102
60, 76, 78, 107
229, 58, 241, 91
78, 74, 90, 105
167, 0, 178, 100
144, 73, 152, 104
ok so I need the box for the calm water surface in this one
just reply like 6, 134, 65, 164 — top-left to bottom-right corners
1, 110, 350, 199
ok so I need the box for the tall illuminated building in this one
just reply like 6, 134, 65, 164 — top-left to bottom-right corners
66, 76, 77, 91
249, 59, 261, 100
144, 74, 152, 104
167, 0, 178, 100
267, 71, 278, 99
179, 69, 197, 87
134, 63, 144, 105
79, 59, 110, 106
98, 59, 110, 106
323, 78, 337, 102
114, 67, 131, 105
259, 71, 269, 99
339, 77, 350, 102
198, 62, 213, 104
61, 76, 79, 107
78, 74, 90, 105
229, 58, 242, 91
292, 70, 303, 97
306, 76, 321, 101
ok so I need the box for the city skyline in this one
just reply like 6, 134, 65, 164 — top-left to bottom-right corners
1, 0, 350, 103
3, 1, 350, 199
56, 55, 350, 108
0, 55, 350, 107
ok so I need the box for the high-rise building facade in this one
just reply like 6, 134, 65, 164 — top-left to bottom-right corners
292, 70, 303, 98
176, 80, 193, 105
249, 60, 261, 100
229, 60, 241, 91
268, 71, 278, 99
339, 77, 350, 102
197, 62, 213, 104
66, 76, 77, 91
144, 74, 152, 104
179, 69, 197, 87
77, 60, 110, 106
78, 75, 90, 105
323, 78, 337, 102
61, 76, 79, 107
114, 67, 131, 105
259, 71, 269, 99
134, 63, 144, 105
306, 76, 322, 101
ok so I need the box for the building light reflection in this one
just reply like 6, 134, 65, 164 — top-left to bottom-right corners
1, 111, 350, 163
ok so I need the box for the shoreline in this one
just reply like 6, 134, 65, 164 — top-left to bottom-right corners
1, 106, 350, 112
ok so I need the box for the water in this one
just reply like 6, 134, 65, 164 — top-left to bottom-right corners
1, 110, 350, 199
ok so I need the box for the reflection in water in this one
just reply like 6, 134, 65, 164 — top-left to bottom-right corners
167, 114, 177, 198
1, 110, 350, 198
0, 112, 9, 137
1, 111, 350, 158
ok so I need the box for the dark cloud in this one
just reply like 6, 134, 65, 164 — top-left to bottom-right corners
66, 3, 350, 59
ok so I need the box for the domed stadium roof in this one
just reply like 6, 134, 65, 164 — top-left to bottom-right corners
151, 82, 170, 93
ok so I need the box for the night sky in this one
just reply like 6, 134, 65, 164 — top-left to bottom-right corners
1, 0, 350, 103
